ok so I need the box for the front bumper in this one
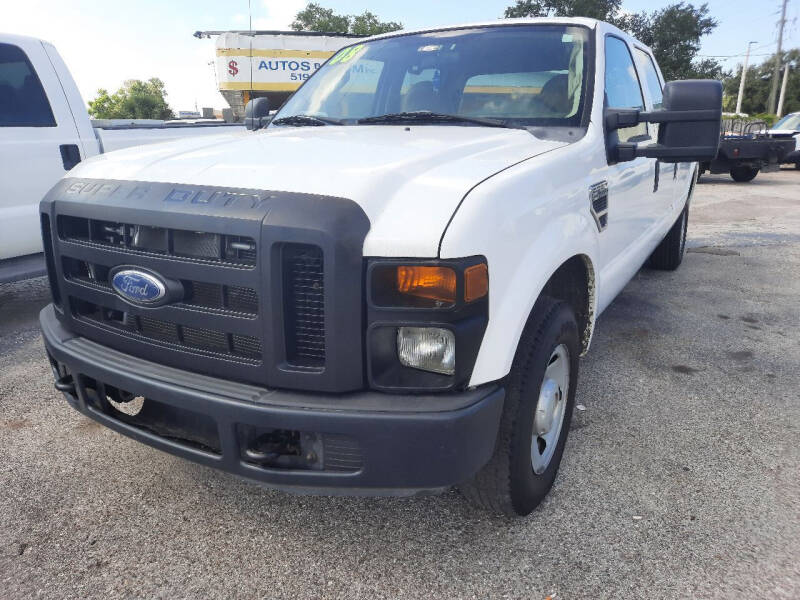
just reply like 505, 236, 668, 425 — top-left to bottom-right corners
41, 305, 504, 495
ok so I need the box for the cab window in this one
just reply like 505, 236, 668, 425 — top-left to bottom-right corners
604, 36, 647, 143
460, 70, 580, 119
634, 48, 664, 110
0, 43, 56, 127
275, 25, 591, 128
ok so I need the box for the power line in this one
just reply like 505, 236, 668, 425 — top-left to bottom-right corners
698, 52, 774, 58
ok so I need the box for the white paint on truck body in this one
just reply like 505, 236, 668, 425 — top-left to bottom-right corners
44, 18, 697, 386
70, 125, 566, 258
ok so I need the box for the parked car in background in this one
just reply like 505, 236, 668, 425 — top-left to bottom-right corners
40, 18, 722, 516
770, 112, 800, 169
0, 33, 243, 283
700, 117, 795, 182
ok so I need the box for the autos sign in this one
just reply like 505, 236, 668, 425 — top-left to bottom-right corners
215, 32, 357, 93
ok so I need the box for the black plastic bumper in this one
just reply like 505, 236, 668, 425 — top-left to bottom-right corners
41, 305, 504, 495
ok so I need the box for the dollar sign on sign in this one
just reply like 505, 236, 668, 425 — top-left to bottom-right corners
228, 60, 238, 76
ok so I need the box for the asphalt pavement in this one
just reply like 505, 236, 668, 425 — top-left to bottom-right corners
1, 169, 798, 599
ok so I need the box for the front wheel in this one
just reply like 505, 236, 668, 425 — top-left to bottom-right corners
730, 166, 759, 182
459, 297, 579, 516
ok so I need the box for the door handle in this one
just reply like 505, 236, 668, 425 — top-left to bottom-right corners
653, 161, 660, 192
59, 144, 81, 170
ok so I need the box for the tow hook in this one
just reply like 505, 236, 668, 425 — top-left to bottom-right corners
242, 429, 323, 470
54, 374, 76, 395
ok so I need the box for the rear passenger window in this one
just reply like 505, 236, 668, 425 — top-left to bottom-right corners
0, 43, 56, 127
604, 36, 646, 143
634, 48, 664, 110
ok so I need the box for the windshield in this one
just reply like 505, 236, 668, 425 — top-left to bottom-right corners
773, 113, 800, 130
272, 25, 591, 128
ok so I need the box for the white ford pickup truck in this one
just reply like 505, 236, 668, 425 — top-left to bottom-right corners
39, 18, 721, 516
0, 33, 242, 283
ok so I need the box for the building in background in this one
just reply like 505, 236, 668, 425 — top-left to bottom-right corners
195, 30, 364, 119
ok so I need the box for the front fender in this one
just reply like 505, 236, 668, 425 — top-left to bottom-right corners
439, 145, 601, 386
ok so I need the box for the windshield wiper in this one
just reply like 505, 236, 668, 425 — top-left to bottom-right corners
357, 111, 521, 129
271, 114, 343, 127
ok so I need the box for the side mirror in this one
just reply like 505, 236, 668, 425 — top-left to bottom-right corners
605, 80, 722, 163
244, 97, 270, 131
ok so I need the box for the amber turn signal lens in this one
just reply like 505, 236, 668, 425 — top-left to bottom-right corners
464, 263, 489, 302
396, 266, 456, 304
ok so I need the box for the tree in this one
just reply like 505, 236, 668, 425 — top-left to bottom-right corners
291, 3, 349, 33
87, 78, 174, 120
722, 49, 800, 115
616, 3, 721, 81
504, 0, 723, 81
350, 11, 403, 36
291, 3, 402, 35
505, 0, 620, 20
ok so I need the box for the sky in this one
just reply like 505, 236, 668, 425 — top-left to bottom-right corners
3, 0, 798, 113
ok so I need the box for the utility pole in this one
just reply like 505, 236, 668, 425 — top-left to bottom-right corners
767, 0, 789, 114
777, 62, 791, 117
736, 41, 758, 115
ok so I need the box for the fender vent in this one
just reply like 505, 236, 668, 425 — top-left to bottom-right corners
589, 181, 609, 232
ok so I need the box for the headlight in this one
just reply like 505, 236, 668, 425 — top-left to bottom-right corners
366, 257, 489, 392
397, 327, 455, 375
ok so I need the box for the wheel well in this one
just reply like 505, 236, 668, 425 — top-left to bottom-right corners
540, 255, 595, 354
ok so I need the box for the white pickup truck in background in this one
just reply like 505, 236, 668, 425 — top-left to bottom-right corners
0, 33, 243, 283
770, 111, 800, 168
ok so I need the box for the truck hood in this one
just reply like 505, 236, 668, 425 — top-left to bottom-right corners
69, 126, 567, 256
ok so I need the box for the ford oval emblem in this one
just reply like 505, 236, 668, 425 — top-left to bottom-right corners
111, 269, 167, 305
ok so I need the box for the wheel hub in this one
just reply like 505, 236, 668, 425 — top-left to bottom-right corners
531, 344, 570, 475
534, 379, 559, 435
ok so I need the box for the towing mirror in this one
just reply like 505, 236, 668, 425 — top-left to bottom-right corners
244, 97, 270, 131
606, 80, 722, 163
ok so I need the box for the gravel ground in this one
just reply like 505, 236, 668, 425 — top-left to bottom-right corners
1, 169, 798, 599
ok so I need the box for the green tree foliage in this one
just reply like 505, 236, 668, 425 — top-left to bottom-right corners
505, 0, 621, 20
291, 3, 402, 35
722, 49, 800, 115
291, 3, 349, 33
504, 0, 722, 81
87, 78, 174, 120
350, 11, 403, 36
615, 3, 721, 80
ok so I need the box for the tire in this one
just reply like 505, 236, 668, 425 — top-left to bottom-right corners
648, 203, 688, 271
459, 297, 579, 517
794, 162, 800, 170
730, 166, 759, 182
